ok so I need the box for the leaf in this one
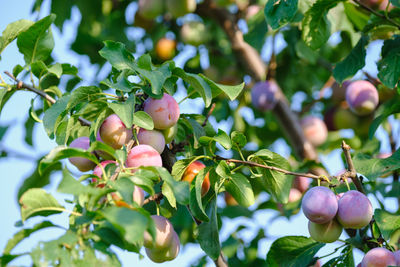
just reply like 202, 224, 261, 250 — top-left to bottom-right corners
243, 9, 269, 51
200, 74, 245, 101
189, 168, 210, 222
199, 129, 232, 150
156, 167, 189, 205
67, 86, 102, 110
353, 149, 400, 180
3, 221, 58, 254
343, 3, 369, 31
58, 168, 98, 196
248, 149, 293, 203
266, 236, 325, 267
224, 173, 255, 207
231, 131, 247, 149
132, 111, 154, 130
43, 94, 70, 137
99, 41, 136, 71
101, 76, 133, 93
183, 117, 206, 149
374, 209, 400, 240
322, 246, 355, 267
302, 0, 344, 50
378, 37, 400, 88
101, 207, 148, 244
197, 199, 221, 260
264, 0, 298, 30
108, 95, 135, 128
19, 188, 64, 222
369, 98, 400, 139
17, 14, 55, 63
390, 0, 400, 7
0, 19, 33, 57
333, 36, 368, 83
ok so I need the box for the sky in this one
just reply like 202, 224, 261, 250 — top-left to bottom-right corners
0, 0, 397, 266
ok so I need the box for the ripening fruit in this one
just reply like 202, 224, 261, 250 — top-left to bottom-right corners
288, 188, 302, 203
394, 250, 400, 265
99, 114, 133, 150
346, 80, 379, 116
144, 215, 174, 250
300, 116, 328, 147
162, 124, 178, 144
180, 21, 208, 46
133, 186, 145, 206
137, 128, 166, 154
145, 231, 180, 263
308, 219, 343, 243
126, 144, 162, 170
144, 93, 180, 130
333, 107, 359, 130
166, 0, 196, 18
361, 247, 396, 267
95, 131, 114, 159
155, 38, 176, 61
182, 161, 210, 196
138, 0, 164, 19
245, 5, 261, 21
293, 176, 311, 193
92, 160, 117, 182
250, 80, 279, 111
301, 186, 338, 224
68, 137, 96, 172
337, 190, 373, 229
225, 192, 238, 206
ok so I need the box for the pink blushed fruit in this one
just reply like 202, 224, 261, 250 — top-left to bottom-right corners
68, 137, 96, 172
99, 114, 133, 149
301, 186, 338, 224
293, 176, 311, 193
137, 128, 166, 154
144, 93, 180, 130
250, 80, 279, 111
346, 80, 379, 116
301, 116, 328, 147
143, 215, 174, 250
126, 144, 162, 170
92, 160, 117, 182
361, 247, 396, 267
288, 188, 302, 203
337, 190, 373, 229
308, 219, 343, 243
145, 231, 180, 263
133, 186, 145, 207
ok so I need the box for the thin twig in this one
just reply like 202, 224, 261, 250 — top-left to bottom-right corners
341, 140, 366, 194
352, 0, 400, 30
143, 192, 164, 205
266, 33, 277, 80
4, 71, 91, 126
202, 103, 216, 127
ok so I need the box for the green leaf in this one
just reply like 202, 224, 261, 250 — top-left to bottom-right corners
390, 0, 400, 7
101, 207, 148, 244
17, 14, 55, 63
333, 36, 368, 83
101, 76, 133, 93
99, 41, 136, 71
231, 131, 247, 149
322, 246, 354, 267
108, 95, 135, 128
3, 221, 58, 254
225, 173, 255, 207
197, 199, 221, 260
353, 149, 400, 180
369, 98, 400, 139
189, 168, 210, 222
266, 236, 325, 267
183, 117, 206, 149
243, 9, 269, 52
343, 3, 369, 31
58, 168, 98, 196
0, 19, 33, 57
39, 146, 99, 175
43, 94, 70, 137
378, 37, 400, 88
67, 86, 102, 110
248, 149, 293, 203
0, 88, 15, 115
119, 170, 157, 195
19, 188, 64, 222
302, 0, 344, 50
156, 167, 189, 206
199, 129, 232, 150
264, 0, 298, 30
199, 74, 245, 101
132, 111, 154, 130
374, 209, 400, 240
170, 156, 201, 180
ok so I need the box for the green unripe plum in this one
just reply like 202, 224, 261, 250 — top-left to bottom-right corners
145, 231, 180, 263
333, 107, 359, 130
346, 80, 379, 116
162, 124, 178, 144
137, 128, 166, 154
308, 219, 343, 243
180, 21, 209, 46
99, 114, 133, 149
361, 247, 396, 267
337, 190, 373, 229
166, 0, 196, 18
68, 137, 96, 172
138, 0, 164, 19
144, 93, 180, 130
143, 215, 174, 250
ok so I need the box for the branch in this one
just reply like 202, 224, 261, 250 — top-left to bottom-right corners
4, 71, 91, 127
341, 140, 365, 194
352, 0, 400, 30
143, 192, 163, 205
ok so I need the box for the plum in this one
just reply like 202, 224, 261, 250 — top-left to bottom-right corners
293, 176, 311, 193
133, 186, 145, 207
162, 124, 178, 144
138, 0, 164, 19
180, 21, 208, 46
394, 250, 400, 265
225, 192, 238, 206
288, 188, 302, 203
346, 80, 379, 115
155, 38, 176, 61
68, 137, 96, 172
126, 144, 162, 170
137, 128, 166, 154
301, 116, 328, 147
99, 114, 133, 149
333, 108, 359, 130
145, 231, 180, 263
166, 0, 196, 18
92, 160, 117, 182
250, 80, 279, 111
337, 190, 373, 229
144, 93, 180, 130
361, 247, 396, 267
143, 215, 174, 250
308, 219, 343, 243
301, 186, 338, 224
182, 161, 210, 197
